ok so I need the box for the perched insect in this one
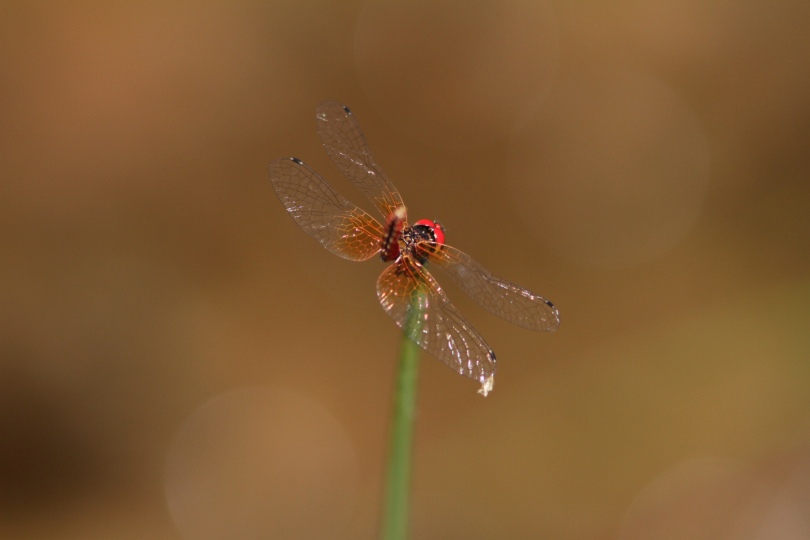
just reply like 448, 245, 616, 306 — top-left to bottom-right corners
269, 102, 560, 395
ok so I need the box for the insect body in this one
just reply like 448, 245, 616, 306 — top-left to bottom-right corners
269, 102, 560, 395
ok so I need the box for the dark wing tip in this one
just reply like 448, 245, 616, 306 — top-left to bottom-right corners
290, 157, 304, 165
342, 104, 352, 115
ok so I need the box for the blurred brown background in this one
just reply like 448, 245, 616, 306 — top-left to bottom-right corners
2, 1, 810, 539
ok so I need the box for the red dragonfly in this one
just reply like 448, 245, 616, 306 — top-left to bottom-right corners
269, 102, 560, 395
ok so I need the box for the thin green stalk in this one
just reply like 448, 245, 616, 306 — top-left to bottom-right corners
381, 296, 422, 540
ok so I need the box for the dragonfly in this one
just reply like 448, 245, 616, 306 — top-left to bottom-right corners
269, 102, 560, 396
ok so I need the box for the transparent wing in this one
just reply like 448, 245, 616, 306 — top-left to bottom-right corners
316, 101, 405, 219
377, 256, 497, 388
269, 157, 383, 261
415, 243, 561, 332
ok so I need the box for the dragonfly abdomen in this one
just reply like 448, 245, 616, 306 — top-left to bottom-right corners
381, 205, 407, 262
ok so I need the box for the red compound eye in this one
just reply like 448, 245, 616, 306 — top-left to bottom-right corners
414, 219, 445, 245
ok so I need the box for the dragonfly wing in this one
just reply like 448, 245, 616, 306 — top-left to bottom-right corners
316, 101, 405, 219
416, 244, 561, 332
269, 157, 383, 261
377, 256, 497, 389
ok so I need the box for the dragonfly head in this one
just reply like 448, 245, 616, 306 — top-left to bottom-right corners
408, 219, 445, 265
413, 219, 445, 246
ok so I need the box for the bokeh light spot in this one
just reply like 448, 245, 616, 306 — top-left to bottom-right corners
164, 386, 359, 540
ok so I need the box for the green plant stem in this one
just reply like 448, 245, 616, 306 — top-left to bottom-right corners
381, 302, 422, 540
